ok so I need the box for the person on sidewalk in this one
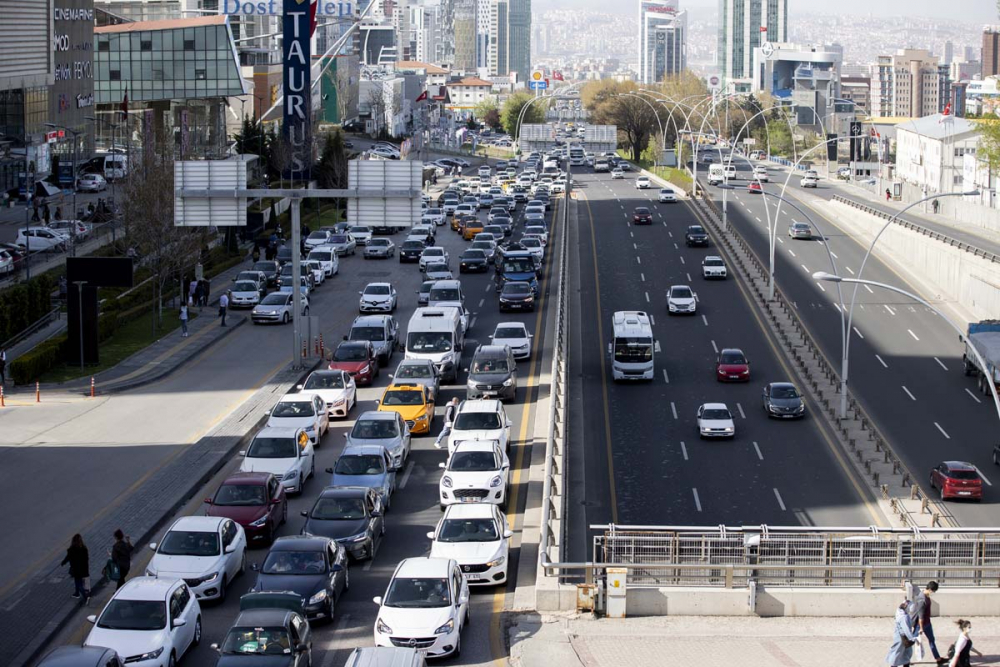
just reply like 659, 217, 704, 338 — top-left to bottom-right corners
188, 279, 198, 306
61, 534, 90, 604
179, 303, 189, 337
201, 279, 211, 306
252, 245, 261, 263
886, 188, 892, 202
0, 346, 6, 384
219, 291, 229, 326
109, 529, 133, 590
887, 601, 919, 666
912, 580, 945, 664
947, 619, 982, 667
933, 199, 940, 214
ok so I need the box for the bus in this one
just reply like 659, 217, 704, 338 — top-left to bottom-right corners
569, 146, 586, 166
609, 311, 654, 381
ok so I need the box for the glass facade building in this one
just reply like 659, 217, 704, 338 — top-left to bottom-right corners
718, 0, 787, 85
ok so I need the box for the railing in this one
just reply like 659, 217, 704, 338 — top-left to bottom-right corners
1, 305, 63, 351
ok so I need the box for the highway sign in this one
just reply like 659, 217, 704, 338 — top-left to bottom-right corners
529, 80, 548, 90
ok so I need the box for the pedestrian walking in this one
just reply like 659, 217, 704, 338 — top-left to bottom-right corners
252, 245, 261, 263
219, 291, 229, 326
886, 188, 892, 202
444, 397, 460, 425
947, 619, 982, 667
43, 204, 51, 224
193, 280, 205, 308
179, 303, 189, 337
0, 346, 6, 384
54, 206, 63, 221
201, 279, 211, 306
911, 581, 945, 664
61, 534, 90, 604
933, 199, 940, 214
886, 601, 919, 666
188, 279, 197, 306
109, 529, 133, 590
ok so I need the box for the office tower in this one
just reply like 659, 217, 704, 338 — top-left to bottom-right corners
638, 0, 687, 84
488, 0, 509, 75
869, 48, 943, 118
453, 0, 477, 72
717, 0, 788, 84
984, 26, 1000, 77
507, 0, 530, 83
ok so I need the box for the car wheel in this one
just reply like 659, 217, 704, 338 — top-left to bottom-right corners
168, 652, 177, 667
239, 551, 246, 575
218, 575, 227, 602
193, 616, 202, 646
282, 312, 290, 324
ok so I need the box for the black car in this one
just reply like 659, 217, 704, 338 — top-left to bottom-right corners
493, 215, 513, 236
762, 382, 806, 419
466, 344, 518, 401
275, 246, 294, 267
633, 207, 653, 225
685, 225, 709, 247
211, 592, 312, 666
252, 260, 280, 287
460, 248, 490, 273
300, 486, 385, 560
499, 281, 535, 312
252, 536, 349, 622
399, 240, 426, 263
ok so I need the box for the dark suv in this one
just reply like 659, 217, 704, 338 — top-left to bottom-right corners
466, 345, 518, 401
399, 239, 426, 263
685, 225, 709, 247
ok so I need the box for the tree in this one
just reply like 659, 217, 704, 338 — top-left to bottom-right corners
474, 98, 499, 121
501, 91, 545, 140
466, 115, 478, 130
484, 108, 502, 132
233, 116, 266, 157
331, 63, 359, 125
977, 119, 1000, 178
583, 81, 667, 160
313, 131, 349, 222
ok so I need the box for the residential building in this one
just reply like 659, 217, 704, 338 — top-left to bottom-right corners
942, 40, 953, 66
717, 0, 788, 86
841, 76, 870, 116
951, 81, 968, 117
966, 76, 1000, 116
751, 43, 841, 130
488, 0, 510, 76
453, 0, 477, 72
394, 60, 449, 88
894, 113, 979, 195
638, 0, 687, 85
950, 59, 982, 82
507, 0, 531, 84
869, 49, 943, 119
983, 26, 1000, 78
446, 76, 492, 116
361, 24, 397, 65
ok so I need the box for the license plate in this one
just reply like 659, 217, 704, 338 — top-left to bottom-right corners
959, 491, 971, 495
482, 391, 497, 397
461, 496, 479, 503
729, 375, 740, 379
462, 573, 483, 581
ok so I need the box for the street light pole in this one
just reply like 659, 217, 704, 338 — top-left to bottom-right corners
74, 280, 87, 369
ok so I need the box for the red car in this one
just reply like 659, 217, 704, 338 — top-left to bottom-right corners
633, 207, 653, 225
204, 472, 287, 544
329, 340, 379, 385
930, 461, 983, 501
716, 348, 750, 382
747, 182, 763, 194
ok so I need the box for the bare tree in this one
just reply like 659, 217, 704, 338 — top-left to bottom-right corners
332, 64, 359, 125
366, 85, 390, 139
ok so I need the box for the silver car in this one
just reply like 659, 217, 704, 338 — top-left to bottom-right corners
364, 238, 396, 259
251, 292, 310, 324
344, 411, 412, 471
787, 222, 813, 240
392, 359, 441, 401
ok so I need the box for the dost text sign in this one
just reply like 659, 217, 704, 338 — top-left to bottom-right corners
222, 0, 352, 15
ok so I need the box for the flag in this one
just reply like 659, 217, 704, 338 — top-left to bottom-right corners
553, 71, 564, 81
441, 87, 451, 104
939, 102, 952, 123
416, 90, 428, 102
119, 85, 128, 120
759, 26, 767, 32
310, 0, 318, 37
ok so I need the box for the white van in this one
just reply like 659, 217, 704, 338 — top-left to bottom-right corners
406, 307, 466, 383
428, 279, 469, 332
82, 152, 128, 181
707, 163, 725, 185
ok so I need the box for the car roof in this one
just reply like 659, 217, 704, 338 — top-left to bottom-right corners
342, 444, 390, 456
254, 425, 304, 438
669, 285, 692, 291
458, 398, 503, 413
234, 608, 293, 627
720, 348, 745, 355
430, 279, 461, 289
222, 471, 271, 486
270, 535, 332, 551
385, 383, 425, 392
453, 439, 501, 453
942, 461, 977, 471
115, 576, 178, 600
356, 410, 397, 421
473, 345, 510, 358
398, 358, 433, 367
394, 557, 453, 578
277, 392, 316, 403
364, 282, 392, 289
169, 515, 226, 531
442, 503, 497, 520
319, 485, 371, 499
704, 255, 724, 262
768, 382, 797, 390
353, 315, 391, 326
702, 402, 730, 411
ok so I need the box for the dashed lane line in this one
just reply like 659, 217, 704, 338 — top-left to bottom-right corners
876, 355, 888, 368
753, 441, 763, 460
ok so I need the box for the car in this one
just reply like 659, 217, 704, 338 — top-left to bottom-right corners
36, 646, 123, 667
275, 246, 294, 267
611, 168, 624, 179
424, 263, 454, 282
344, 411, 411, 471
204, 472, 288, 545
697, 403, 736, 439
428, 504, 511, 587
466, 345, 517, 401
267, 393, 329, 445
635, 176, 651, 189
438, 440, 510, 510
441, 198, 460, 216
445, 399, 511, 455
328, 444, 397, 510
462, 219, 484, 240
685, 225, 709, 247
658, 188, 677, 203
752, 167, 769, 183
498, 281, 535, 312
297, 369, 357, 418
76, 173, 108, 192
322, 234, 355, 257
419, 247, 449, 271
48, 219, 91, 242
391, 359, 441, 401
666, 285, 697, 315
801, 175, 819, 188
304, 260, 326, 286
399, 239, 427, 263
478, 193, 494, 209
146, 516, 247, 602
251, 536, 349, 622
459, 248, 489, 273
364, 238, 395, 259
300, 486, 385, 561
492, 215, 513, 236
618, 161, 632, 171
277, 264, 314, 290
424, 207, 445, 226
85, 578, 201, 666
455, 203, 477, 220
378, 383, 436, 436
716, 348, 750, 382
251, 293, 310, 325
478, 165, 491, 178
240, 428, 315, 495
490, 322, 532, 360
359, 282, 397, 313
633, 207, 653, 225
762, 382, 806, 419
520, 237, 545, 263
210, 591, 312, 665
16, 226, 68, 252
747, 181, 763, 194
416, 279, 437, 305
469, 239, 497, 263
306, 248, 339, 277
523, 225, 548, 244
702, 256, 727, 279
929, 461, 983, 501
788, 221, 814, 239
231, 279, 264, 309
372, 557, 470, 659
305, 230, 332, 250
0, 249, 15, 276
412, 223, 436, 245
252, 260, 280, 286
349, 225, 373, 245
348, 314, 399, 365
329, 340, 379, 386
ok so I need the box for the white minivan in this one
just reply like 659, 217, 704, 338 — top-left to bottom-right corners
406, 307, 465, 383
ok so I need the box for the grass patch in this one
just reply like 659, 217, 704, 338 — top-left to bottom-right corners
616, 150, 693, 190
39, 309, 195, 384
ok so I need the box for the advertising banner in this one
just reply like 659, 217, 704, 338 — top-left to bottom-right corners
283, 0, 311, 180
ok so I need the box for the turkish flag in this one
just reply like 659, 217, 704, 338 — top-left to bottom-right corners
310, 0, 318, 36
416, 90, 428, 102
553, 71, 564, 81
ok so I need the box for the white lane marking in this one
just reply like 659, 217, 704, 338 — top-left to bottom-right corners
485, 284, 491, 292
668, 230, 673, 236
773, 488, 787, 511
711, 340, 719, 354
478, 298, 485, 308
755, 216, 761, 223
654, 340, 662, 353
833, 303, 842, 313
674, 243, 679, 250
686, 273, 692, 281
966, 388, 983, 403
846, 266, 855, 275
977, 468, 993, 487
641, 272, 646, 282
680, 441, 688, 461
633, 242, 638, 250
320, 613, 354, 667
777, 237, 784, 244
644, 291, 650, 303
817, 282, 826, 293
670, 401, 678, 420
733, 402, 745, 419
692, 488, 702, 512
902, 386, 916, 401
830, 251, 839, 259
934, 422, 951, 439
753, 441, 764, 460
884, 304, 896, 316
864, 284, 874, 294
853, 326, 864, 339
469, 316, 477, 329
398, 459, 416, 488
800, 263, 809, 273
908, 329, 919, 341
636, 256, 641, 264
649, 314, 656, 325
788, 249, 797, 257
662, 369, 669, 384
701, 314, 709, 326
679, 256, 685, 265
630, 231, 634, 238
876, 354, 888, 368
934, 357, 948, 371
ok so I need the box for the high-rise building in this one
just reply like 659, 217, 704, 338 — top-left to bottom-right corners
453, 0, 477, 72
869, 48, 943, 118
488, 0, 509, 76
638, 1, 687, 84
476, 0, 491, 69
942, 40, 954, 65
410, 4, 439, 64
717, 0, 788, 86
507, 0, 531, 83
984, 26, 1000, 77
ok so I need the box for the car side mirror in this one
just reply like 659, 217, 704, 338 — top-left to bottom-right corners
301, 510, 309, 517
210, 643, 221, 652
373, 596, 383, 605
204, 497, 213, 504
225, 543, 237, 554
252, 562, 260, 571
332, 564, 344, 572
87, 615, 97, 624
239, 450, 246, 456
325, 467, 334, 474
149, 542, 157, 550
172, 618, 187, 628
296, 384, 303, 390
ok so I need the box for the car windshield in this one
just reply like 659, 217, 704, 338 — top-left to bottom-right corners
635, 208, 649, 215
272, 401, 315, 418
947, 469, 979, 480
98, 600, 167, 631
462, 250, 486, 260
351, 327, 385, 342
247, 437, 297, 459
334, 454, 386, 475
234, 281, 258, 292
333, 345, 368, 361
262, 550, 326, 574
471, 242, 493, 252
705, 259, 724, 267
384, 577, 451, 608
688, 227, 705, 234
720, 352, 747, 365
253, 262, 277, 273
494, 326, 525, 339
502, 283, 532, 296
158, 530, 220, 556
350, 419, 398, 439
350, 227, 370, 234
449, 451, 498, 471
364, 285, 391, 296
329, 235, 350, 244
308, 251, 333, 262
437, 518, 500, 543
381, 390, 424, 406
311, 497, 366, 520
525, 227, 546, 235
613, 337, 653, 363
260, 294, 289, 306
503, 258, 535, 273
369, 239, 390, 247
403, 241, 425, 250
429, 288, 460, 302
522, 239, 541, 248
454, 412, 502, 430
307, 232, 328, 240
304, 373, 345, 390
214, 484, 267, 506
771, 385, 799, 399
407, 332, 452, 353
397, 363, 432, 379
472, 358, 509, 373
221, 627, 293, 655
671, 287, 693, 299
703, 409, 732, 420
423, 248, 444, 257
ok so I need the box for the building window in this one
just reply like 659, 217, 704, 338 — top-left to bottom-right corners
98, 39, 110, 52
110, 70, 121, 81
184, 39, 195, 50
195, 69, 207, 80
141, 39, 152, 51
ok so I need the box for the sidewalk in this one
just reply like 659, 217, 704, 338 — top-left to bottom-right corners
510, 612, 1000, 667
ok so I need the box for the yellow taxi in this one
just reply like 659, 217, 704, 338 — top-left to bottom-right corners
377, 383, 435, 435
463, 218, 484, 240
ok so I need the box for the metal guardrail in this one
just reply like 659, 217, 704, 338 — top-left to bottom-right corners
1, 305, 62, 351
831, 194, 1000, 265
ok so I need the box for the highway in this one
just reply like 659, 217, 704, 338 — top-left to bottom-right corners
565, 164, 878, 562
696, 156, 1000, 527
39, 161, 558, 666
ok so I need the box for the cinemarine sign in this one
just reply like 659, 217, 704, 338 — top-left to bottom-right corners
221, 0, 352, 15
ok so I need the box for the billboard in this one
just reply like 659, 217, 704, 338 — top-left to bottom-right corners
174, 160, 249, 227
283, 0, 311, 179
347, 160, 423, 228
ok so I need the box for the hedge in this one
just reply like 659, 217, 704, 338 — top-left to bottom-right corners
0, 275, 54, 342
10, 337, 65, 385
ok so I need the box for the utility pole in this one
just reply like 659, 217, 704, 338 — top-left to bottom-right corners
290, 199, 303, 370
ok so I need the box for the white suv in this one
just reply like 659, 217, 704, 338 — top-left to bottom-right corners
428, 504, 512, 586
438, 439, 509, 510
444, 399, 511, 454
702, 256, 728, 280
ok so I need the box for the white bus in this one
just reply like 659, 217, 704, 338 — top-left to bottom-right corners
569, 146, 586, 166
609, 311, 654, 381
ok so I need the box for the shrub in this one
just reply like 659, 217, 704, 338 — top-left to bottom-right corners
10, 337, 66, 385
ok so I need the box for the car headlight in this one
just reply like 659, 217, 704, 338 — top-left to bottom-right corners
503, 378, 514, 387
308, 590, 328, 605
284, 470, 299, 481
487, 555, 506, 568
490, 475, 503, 488
249, 514, 269, 527
434, 619, 455, 635
133, 647, 164, 662
332, 398, 346, 406
344, 532, 368, 543
442, 476, 453, 488
724, 427, 734, 432
359, 365, 371, 374
416, 414, 428, 422
377, 618, 393, 634
305, 425, 316, 434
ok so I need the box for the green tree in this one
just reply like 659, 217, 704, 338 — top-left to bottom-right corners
466, 115, 478, 130
233, 117, 266, 157
475, 98, 499, 120
977, 119, 1000, 177
501, 91, 545, 140
583, 80, 667, 160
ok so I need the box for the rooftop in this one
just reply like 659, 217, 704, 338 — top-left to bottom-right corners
896, 113, 978, 140
395, 60, 448, 75
449, 77, 494, 88
94, 14, 226, 33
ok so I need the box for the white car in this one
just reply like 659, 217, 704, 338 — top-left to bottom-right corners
297, 369, 357, 418
239, 427, 315, 494
658, 188, 676, 203
307, 248, 340, 277
145, 516, 247, 602
752, 167, 769, 183
76, 173, 108, 192
48, 219, 92, 241
611, 168, 624, 179
801, 175, 819, 188
359, 282, 398, 313
442, 200, 459, 216
444, 399, 511, 455
364, 238, 396, 259
230, 279, 263, 309
0, 250, 14, 276
439, 440, 509, 510
86, 577, 202, 666
424, 208, 445, 226
373, 557, 470, 659
304, 230, 332, 249
666, 284, 697, 315
520, 237, 545, 264
490, 322, 532, 359
697, 403, 736, 439
702, 256, 728, 280
419, 247, 449, 271
371, 146, 400, 159
16, 226, 68, 252
251, 293, 310, 325
349, 225, 373, 245
267, 393, 329, 445
304, 260, 326, 286
523, 225, 548, 245
478, 166, 491, 178
788, 221, 814, 239
428, 504, 512, 586
551, 180, 566, 194
635, 176, 651, 189
455, 203, 477, 218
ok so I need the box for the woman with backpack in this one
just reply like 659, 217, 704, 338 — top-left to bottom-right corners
947, 619, 982, 667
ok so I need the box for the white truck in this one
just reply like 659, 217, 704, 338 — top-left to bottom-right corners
963, 321, 1000, 397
